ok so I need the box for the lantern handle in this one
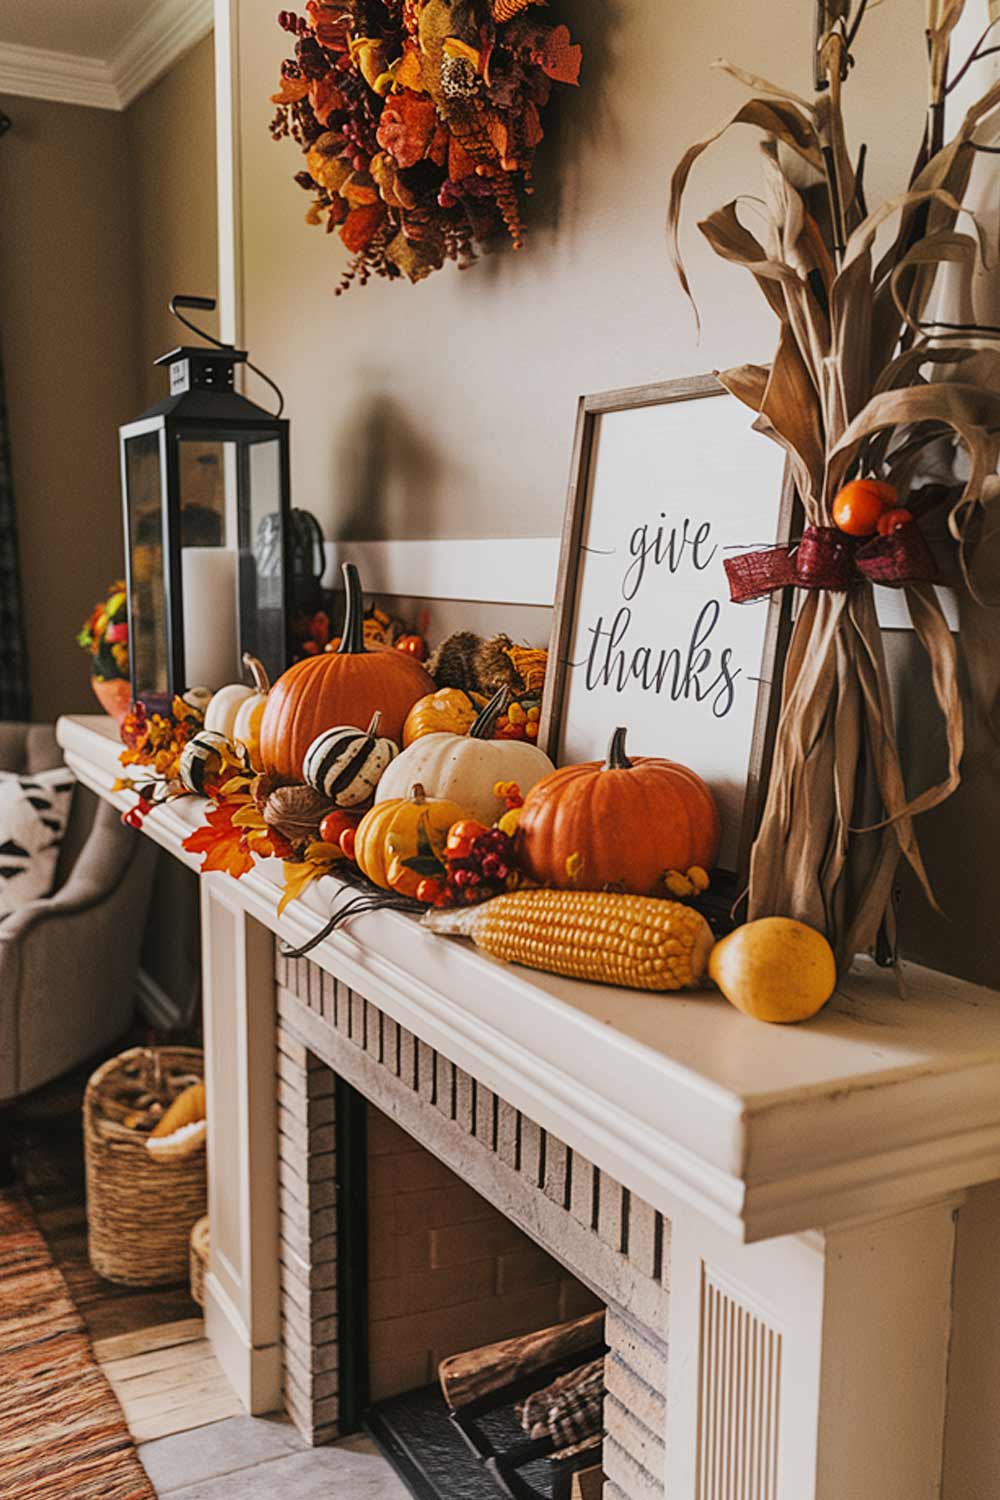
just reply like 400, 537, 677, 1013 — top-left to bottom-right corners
168, 293, 286, 419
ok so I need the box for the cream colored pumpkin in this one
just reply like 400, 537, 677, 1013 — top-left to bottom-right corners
205, 656, 270, 765
374, 688, 554, 825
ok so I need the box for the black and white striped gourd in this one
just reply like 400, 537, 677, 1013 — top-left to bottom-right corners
302, 712, 398, 808
179, 730, 236, 795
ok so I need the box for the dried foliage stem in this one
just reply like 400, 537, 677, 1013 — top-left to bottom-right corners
668, 0, 997, 970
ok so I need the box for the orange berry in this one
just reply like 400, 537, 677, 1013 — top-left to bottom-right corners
338, 826, 357, 861
445, 819, 489, 859
832, 479, 897, 537
319, 810, 359, 846
876, 507, 914, 536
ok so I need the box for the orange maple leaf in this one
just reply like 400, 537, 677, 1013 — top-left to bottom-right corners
340, 202, 386, 253
271, 75, 309, 105
183, 802, 256, 880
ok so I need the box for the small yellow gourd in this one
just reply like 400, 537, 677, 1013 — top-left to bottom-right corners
402, 687, 486, 747
355, 784, 469, 895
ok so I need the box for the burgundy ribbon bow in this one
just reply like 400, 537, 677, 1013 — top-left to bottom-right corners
724, 522, 940, 605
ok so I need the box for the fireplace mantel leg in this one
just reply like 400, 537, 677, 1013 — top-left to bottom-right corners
664, 1196, 961, 1499
200, 879, 283, 1414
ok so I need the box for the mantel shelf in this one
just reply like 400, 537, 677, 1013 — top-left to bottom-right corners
58, 713, 1000, 1244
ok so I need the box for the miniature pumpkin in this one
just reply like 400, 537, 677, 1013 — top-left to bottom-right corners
204, 656, 270, 749
179, 730, 238, 795
402, 687, 487, 747
302, 711, 399, 807
354, 783, 469, 896
375, 689, 555, 826
515, 726, 720, 897
258, 562, 433, 781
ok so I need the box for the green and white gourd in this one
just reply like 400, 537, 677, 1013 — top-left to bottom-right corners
179, 730, 238, 795
302, 712, 399, 808
374, 687, 555, 825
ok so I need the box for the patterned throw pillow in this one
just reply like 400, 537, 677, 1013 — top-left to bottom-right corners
0, 768, 75, 918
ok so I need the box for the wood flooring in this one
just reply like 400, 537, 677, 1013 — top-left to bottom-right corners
11, 1054, 228, 1444
96, 1318, 242, 1443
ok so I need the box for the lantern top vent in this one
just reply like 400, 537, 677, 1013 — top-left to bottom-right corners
155, 345, 248, 398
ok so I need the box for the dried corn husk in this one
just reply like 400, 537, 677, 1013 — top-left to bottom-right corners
668, 0, 999, 970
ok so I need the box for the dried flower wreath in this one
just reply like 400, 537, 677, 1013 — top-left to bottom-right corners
270, 0, 582, 292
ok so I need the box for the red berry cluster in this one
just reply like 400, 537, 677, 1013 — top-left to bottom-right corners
442, 825, 517, 907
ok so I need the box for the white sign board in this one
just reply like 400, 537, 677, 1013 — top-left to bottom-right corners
548, 382, 790, 873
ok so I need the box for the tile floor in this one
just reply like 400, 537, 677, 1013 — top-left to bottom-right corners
138, 1417, 411, 1499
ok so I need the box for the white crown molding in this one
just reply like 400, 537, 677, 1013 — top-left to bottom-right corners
111, 0, 214, 110
0, 40, 119, 111
0, 0, 213, 112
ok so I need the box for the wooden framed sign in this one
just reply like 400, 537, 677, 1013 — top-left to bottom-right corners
540, 374, 797, 894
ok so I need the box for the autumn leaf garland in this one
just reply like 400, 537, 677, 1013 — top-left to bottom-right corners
270, 0, 582, 291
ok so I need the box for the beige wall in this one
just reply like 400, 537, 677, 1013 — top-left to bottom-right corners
236, 0, 928, 542
126, 34, 219, 406
0, 94, 139, 722
124, 37, 218, 1021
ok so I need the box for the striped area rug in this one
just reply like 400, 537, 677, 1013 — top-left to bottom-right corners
0, 1190, 155, 1499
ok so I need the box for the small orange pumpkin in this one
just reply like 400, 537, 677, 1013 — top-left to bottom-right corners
258, 562, 433, 781
402, 687, 487, 746
515, 726, 720, 897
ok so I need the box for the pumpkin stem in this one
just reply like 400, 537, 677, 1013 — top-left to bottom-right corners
365, 711, 383, 738
338, 562, 366, 656
408, 783, 428, 804
605, 726, 633, 770
242, 653, 270, 695
470, 685, 510, 740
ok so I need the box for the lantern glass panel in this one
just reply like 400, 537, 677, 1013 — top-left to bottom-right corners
239, 435, 286, 683
124, 429, 168, 701
176, 437, 240, 692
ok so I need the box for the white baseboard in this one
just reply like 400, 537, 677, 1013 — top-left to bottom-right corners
204, 1272, 283, 1416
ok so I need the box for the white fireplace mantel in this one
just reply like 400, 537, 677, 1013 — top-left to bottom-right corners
59, 714, 1000, 1248
58, 713, 1000, 1499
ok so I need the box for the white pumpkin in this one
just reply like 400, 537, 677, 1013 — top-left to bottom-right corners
374, 688, 554, 825
204, 656, 270, 765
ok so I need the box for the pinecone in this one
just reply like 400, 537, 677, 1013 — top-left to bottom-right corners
440, 54, 479, 99
263, 785, 335, 847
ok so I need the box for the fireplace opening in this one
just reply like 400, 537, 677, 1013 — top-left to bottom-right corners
339, 1087, 608, 1499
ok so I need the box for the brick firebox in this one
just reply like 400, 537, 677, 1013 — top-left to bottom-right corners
275, 947, 671, 1500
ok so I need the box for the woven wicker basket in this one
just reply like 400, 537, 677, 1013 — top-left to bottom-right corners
189, 1216, 209, 1307
85, 1046, 207, 1287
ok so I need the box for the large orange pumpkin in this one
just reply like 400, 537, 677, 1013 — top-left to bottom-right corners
515, 726, 720, 897
258, 562, 433, 781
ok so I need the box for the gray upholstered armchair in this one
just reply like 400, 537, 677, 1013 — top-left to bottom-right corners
0, 723, 158, 1103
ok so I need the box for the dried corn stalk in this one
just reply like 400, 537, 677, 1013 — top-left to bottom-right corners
668, 5, 1000, 970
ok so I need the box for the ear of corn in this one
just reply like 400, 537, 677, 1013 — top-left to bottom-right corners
424, 889, 714, 991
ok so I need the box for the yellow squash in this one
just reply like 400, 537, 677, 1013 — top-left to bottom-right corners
355, 783, 469, 896
708, 917, 836, 1023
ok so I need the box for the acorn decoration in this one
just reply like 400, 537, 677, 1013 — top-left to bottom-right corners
426, 631, 483, 694
263, 785, 335, 849
427, 631, 548, 702
302, 712, 399, 808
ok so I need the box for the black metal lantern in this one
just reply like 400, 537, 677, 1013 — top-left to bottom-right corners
120, 295, 292, 708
